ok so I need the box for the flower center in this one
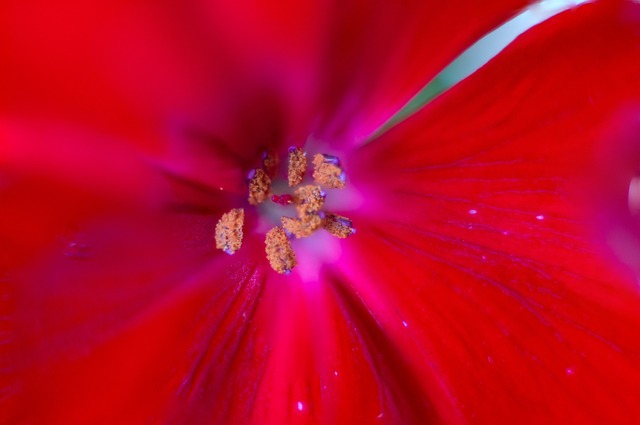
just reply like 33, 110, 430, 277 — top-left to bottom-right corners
215, 147, 355, 274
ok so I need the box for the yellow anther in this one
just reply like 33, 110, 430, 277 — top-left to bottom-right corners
312, 153, 345, 189
215, 208, 245, 254
294, 185, 325, 216
265, 227, 297, 273
263, 151, 279, 177
248, 169, 271, 205
287, 147, 307, 187
229, 149, 355, 274
323, 213, 355, 239
281, 214, 323, 239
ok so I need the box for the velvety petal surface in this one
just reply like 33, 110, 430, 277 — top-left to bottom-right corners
0, 0, 294, 161
0, 1, 208, 142
340, 0, 640, 422
1, 0, 535, 151
1, 121, 438, 424
197, 0, 535, 145
3, 202, 440, 425
0, 116, 251, 269
0, 120, 245, 424
5, 1, 640, 425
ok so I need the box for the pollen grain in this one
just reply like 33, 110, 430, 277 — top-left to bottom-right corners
324, 213, 355, 239
281, 214, 323, 239
287, 147, 307, 187
263, 151, 279, 177
313, 154, 345, 189
294, 185, 325, 216
215, 208, 245, 254
265, 227, 297, 273
248, 169, 271, 205
221, 148, 355, 274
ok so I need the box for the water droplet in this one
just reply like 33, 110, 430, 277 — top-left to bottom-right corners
334, 371, 339, 376
469, 209, 477, 215
64, 238, 90, 260
536, 214, 545, 220
297, 401, 304, 411
402, 320, 408, 328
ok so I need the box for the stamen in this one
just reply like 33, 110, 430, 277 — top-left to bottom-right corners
215, 208, 245, 254
248, 168, 271, 205
324, 213, 355, 238
294, 185, 326, 216
287, 147, 307, 187
271, 194, 294, 206
219, 148, 355, 274
262, 150, 279, 178
281, 214, 323, 238
265, 227, 297, 273
313, 153, 346, 189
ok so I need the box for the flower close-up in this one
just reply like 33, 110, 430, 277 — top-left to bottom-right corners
3, 0, 640, 424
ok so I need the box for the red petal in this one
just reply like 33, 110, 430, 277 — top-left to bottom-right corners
3, 206, 278, 424
4, 216, 438, 424
345, 1, 640, 421
196, 0, 534, 145
0, 119, 158, 266
5, 227, 248, 424
0, 0, 534, 152
0, 118, 244, 267
6, 1, 640, 424
0, 0, 318, 159
588, 112, 640, 277
0, 1, 221, 139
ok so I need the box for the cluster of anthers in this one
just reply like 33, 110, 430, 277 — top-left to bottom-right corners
215, 147, 356, 274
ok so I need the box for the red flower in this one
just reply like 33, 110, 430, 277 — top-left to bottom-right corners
2, 0, 640, 424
